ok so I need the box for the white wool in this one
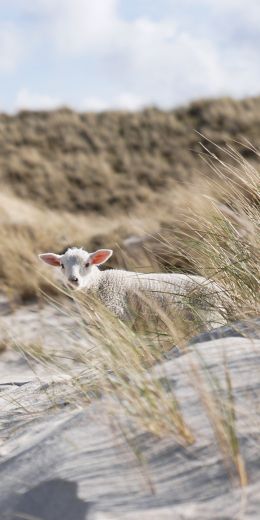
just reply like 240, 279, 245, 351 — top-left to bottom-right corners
95, 269, 226, 326
40, 247, 228, 328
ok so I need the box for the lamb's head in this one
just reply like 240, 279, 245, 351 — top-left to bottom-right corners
39, 247, 113, 290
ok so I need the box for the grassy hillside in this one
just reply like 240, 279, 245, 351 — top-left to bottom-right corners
0, 98, 259, 510
0, 96, 259, 301
1, 96, 260, 213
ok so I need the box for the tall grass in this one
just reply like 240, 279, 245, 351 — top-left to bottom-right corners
151, 143, 259, 322
3, 144, 260, 488
63, 146, 258, 483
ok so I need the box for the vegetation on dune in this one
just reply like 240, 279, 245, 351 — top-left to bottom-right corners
0, 98, 259, 489
0, 96, 259, 304
18, 151, 259, 485
0, 97, 260, 213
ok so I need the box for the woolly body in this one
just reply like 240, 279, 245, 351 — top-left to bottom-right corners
39, 247, 227, 327
95, 270, 227, 328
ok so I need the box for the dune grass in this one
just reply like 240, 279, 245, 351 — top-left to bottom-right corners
66, 147, 258, 483
1, 141, 259, 489
0, 138, 259, 307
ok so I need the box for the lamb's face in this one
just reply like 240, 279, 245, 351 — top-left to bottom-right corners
60, 249, 92, 289
39, 247, 113, 290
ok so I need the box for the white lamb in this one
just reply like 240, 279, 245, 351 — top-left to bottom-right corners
39, 247, 227, 328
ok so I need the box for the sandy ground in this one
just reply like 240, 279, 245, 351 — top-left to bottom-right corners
0, 297, 260, 519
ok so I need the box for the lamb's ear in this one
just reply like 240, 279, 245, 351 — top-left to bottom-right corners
89, 249, 113, 266
39, 253, 62, 267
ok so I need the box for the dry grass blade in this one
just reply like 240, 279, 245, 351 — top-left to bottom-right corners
1, 138, 259, 490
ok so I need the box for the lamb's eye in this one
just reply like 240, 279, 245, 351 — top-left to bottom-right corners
61, 264, 64, 269
85, 262, 89, 268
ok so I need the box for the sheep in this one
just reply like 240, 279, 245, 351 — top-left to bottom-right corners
39, 247, 228, 329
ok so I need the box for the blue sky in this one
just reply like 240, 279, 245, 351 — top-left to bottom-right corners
0, 0, 260, 112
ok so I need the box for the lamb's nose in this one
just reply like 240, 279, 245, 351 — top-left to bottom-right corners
69, 276, 78, 283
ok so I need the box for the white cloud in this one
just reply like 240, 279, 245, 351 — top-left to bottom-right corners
119, 23, 222, 106
2, 0, 260, 110
82, 96, 109, 112
15, 88, 61, 111
40, 0, 260, 106
54, 0, 119, 54
19, 0, 120, 55
82, 92, 144, 111
115, 93, 144, 110
0, 26, 22, 72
